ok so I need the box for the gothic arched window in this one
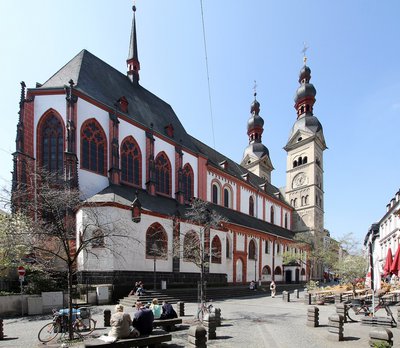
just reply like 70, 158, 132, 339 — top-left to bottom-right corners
248, 239, 256, 260
275, 266, 282, 275
249, 196, 254, 217
182, 163, 194, 202
155, 152, 171, 195
120, 136, 141, 186
211, 236, 222, 264
145, 223, 167, 259
81, 119, 107, 175
40, 113, 64, 175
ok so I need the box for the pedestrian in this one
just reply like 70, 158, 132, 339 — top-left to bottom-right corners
270, 280, 276, 298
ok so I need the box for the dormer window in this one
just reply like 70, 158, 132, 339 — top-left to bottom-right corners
118, 96, 129, 113
219, 160, 228, 170
242, 173, 249, 182
164, 123, 174, 138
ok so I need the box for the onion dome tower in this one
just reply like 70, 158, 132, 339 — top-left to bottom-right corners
241, 92, 274, 183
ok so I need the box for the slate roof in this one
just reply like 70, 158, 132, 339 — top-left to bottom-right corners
36, 49, 289, 207
190, 137, 287, 205
89, 184, 295, 240
38, 49, 196, 151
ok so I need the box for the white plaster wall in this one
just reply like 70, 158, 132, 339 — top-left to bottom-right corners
34, 95, 67, 156
119, 119, 147, 189
154, 136, 175, 197
236, 233, 245, 252
77, 99, 110, 198
225, 232, 234, 282
240, 188, 251, 216
179, 222, 206, 273
209, 229, 228, 276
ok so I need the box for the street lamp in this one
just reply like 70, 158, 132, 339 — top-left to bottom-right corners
152, 243, 157, 290
254, 253, 257, 283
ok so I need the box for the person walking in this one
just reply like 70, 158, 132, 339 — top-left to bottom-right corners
270, 280, 276, 298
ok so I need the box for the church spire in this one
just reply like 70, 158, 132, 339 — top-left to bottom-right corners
294, 54, 316, 119
127, 3, 140, 84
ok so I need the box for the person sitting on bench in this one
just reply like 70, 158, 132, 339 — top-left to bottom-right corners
150, 298, 162, 319
160, 301, 178, 320
109, 304, 139, 339
132, 301, 154, 335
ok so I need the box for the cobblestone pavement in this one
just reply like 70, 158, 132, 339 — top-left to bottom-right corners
2, 291, 400, 347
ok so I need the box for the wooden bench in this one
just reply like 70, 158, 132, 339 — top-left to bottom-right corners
84, 329, 172, 348
153, 318, 182, 331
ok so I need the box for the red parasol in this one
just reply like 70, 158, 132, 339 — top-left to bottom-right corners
383, 247, 393, 276
390, 247, 400, 276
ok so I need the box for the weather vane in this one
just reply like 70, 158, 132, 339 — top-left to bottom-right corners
301, 42, 309, 65
253, 80, 257, 97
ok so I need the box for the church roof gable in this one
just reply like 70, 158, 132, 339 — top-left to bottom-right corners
39, 49, 195, 151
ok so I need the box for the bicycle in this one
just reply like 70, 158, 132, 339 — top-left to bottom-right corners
196, 300, 214, 322
346, 297, 396, 324
38, 307, 96, 343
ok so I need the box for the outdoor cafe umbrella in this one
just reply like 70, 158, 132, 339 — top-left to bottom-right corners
390, 247, 400, 277
383, 247, 393, 276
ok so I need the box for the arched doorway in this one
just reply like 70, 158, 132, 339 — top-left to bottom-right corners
236, 258, 243, 283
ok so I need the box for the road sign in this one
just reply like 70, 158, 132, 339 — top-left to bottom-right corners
19, 275, 24, 282
17, 266, 26, 276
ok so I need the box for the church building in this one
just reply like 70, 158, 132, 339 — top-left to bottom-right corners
11, 5, 327, 289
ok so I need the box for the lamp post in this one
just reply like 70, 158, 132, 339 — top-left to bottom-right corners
152, 243, 157, 290
254, 253, 257, 283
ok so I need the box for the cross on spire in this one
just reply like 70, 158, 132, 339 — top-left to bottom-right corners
253, 80, 257, 97
301, 42, 309, 65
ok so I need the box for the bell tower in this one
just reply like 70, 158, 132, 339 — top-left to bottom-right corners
284, 56, 327, 238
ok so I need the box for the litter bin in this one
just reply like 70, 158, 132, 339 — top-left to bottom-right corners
161, 280, 167, 290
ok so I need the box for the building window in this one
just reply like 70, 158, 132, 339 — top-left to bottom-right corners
183, 230, 200, 262
211, 236, 222, 264
155, 153, 171, 195
182, 163, 194, 202
303, 156, 308, 164
284, 213, 288, 229
270, 206, 274, 224
121, 136, 141, 186
275, 266, 282, 275
262, 265, 271, 275
91, 229, 104, 248
249, 196, 254, 216
276, 243, 280, 254
212, 183, 219, 204
224, 188, 230, 208
145, 223, 168, 259
226, 237, 231, 258
248, 239, 256, 260
40, 113, 64, 175
293, 160, 298, 168
265, 240, 269, 254
81, 119, 107, 175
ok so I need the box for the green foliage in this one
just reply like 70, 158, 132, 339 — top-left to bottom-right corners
24, 269, 67, 294
305, 280, 320, 291
335, 254, 367, 285
372, 342, 391, 348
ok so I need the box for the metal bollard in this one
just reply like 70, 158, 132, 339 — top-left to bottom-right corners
0, 318, 3, 340
104, 309, 111, 327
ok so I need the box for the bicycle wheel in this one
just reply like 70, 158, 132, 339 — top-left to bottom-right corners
38, 322, 60, 343
75, 318, 96, 336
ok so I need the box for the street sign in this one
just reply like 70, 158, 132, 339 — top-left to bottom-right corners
19, 275, 24, 282
17, 266, 26, 276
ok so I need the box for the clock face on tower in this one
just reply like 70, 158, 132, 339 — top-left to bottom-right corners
292, 172, 307, 188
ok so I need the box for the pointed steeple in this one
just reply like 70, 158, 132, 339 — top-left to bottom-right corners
294, 55, 316, 119
127, 4, 140, 84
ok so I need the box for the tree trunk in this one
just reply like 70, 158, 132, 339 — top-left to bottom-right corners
68, 264, 74, 340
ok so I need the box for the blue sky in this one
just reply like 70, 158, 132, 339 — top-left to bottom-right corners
1, 0, 399, 244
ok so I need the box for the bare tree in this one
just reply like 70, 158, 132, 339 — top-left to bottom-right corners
3, 170, 135, 340
174, 199, 226, 305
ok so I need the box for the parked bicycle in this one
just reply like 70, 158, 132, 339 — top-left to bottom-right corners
38, 307, 96, 343
346, 297, 396, 324
197, 300, 214, 322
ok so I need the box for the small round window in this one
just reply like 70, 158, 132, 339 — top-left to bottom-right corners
297, 137, 302, 142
